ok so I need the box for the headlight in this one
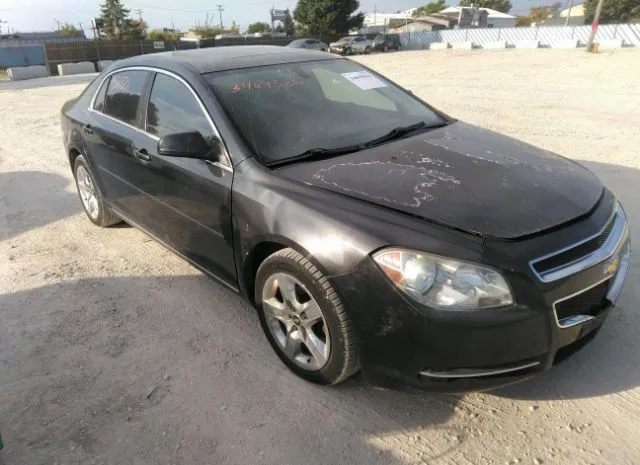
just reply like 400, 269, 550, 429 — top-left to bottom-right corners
373, 248, 513, 310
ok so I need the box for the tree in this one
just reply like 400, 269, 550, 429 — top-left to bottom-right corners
123, 19, 147, 39
413, 0, 449, 16
275, 24, 286, 33
59, 23, 82, 37
190, 25, 222, 38
516, 15, 533, 26
99, 0, 131, 40
458, 0, 512, 13
283, 9, 295, 36
247, 21, 271, 34
528, 3, 561, 22
584, 0, 640, 23
294, 0, 364, 36
230, 20, 240, 34
147, 29, 181, 41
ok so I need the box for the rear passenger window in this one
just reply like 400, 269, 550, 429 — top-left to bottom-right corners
93, 77, 110, 112
104, 70, 149, 126
146, 73, 212, 139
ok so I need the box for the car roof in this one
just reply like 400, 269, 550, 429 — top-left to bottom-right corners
113, 45, 338, 74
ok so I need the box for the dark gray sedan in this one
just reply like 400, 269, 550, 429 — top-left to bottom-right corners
60, 46, 629, 392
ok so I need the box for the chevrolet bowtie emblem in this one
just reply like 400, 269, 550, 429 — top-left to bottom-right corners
605, 256, 620, 276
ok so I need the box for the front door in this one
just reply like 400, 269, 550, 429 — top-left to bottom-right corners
130, 71, 237, 287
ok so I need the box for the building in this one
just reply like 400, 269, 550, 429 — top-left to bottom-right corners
535, 3, 586, 26
560, 2, 585, 18
0, 30, 87, 44
359, 9, 416, 33
439, 6, 517, 28
390, 15, 456, 33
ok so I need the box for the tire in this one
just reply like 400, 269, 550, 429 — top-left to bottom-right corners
73, 155, 121, 227
384, 44, 389, 53
365, 46, 371, 54
343, 47, 351, 56
255, 248, 359, 385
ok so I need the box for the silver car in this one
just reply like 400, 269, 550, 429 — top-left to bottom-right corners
329, 36, 373, 55
287, 38, 328, 52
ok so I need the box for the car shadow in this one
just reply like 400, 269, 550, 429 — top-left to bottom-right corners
494, 159, 640, 401
0, 275, 460, 465
0, 171, 83, 241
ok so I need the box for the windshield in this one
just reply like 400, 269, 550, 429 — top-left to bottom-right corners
206, 59, 445, 165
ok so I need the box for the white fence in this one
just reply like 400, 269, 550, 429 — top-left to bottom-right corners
400, 24, 640, 49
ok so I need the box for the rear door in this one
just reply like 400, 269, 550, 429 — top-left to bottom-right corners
132, 71, 236, 286
85, 69, 153, 218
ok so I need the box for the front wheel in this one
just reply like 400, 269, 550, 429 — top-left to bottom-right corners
255, 248, 359, 385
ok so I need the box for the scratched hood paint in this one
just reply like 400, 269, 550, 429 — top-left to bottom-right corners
276, 122, 603, 239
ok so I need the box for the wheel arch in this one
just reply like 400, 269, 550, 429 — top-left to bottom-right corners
241, 237, 337, 306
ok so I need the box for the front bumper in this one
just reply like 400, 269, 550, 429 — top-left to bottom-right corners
331, 205, 630, 393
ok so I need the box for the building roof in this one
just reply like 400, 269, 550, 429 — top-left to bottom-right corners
363, 10, 416, 26
440, 6, 516, 19
114, 46, 338, 74
560, 3, 585, 16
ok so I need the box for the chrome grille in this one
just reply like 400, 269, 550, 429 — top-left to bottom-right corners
554, 280, 610, 322
530, 204, 627, 283
533, 219, 614, 274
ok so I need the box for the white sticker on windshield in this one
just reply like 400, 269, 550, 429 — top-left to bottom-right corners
341, 71, 387, 90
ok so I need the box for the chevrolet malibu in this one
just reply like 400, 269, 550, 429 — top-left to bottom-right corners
61, 47, 630, 392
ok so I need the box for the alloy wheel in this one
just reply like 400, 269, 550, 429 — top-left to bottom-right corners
76, 166, 99, 219
261, 272, 331, 371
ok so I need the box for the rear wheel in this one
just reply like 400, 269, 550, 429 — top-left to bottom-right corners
255, 248, 359, 385
73, 155, 120, 227
365, 46, 372, 54
384, 44, 389, 52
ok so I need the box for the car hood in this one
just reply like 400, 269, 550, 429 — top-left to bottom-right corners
275, 122, 604, 239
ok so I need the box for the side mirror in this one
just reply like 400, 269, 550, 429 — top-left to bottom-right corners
157, 131, 223, 162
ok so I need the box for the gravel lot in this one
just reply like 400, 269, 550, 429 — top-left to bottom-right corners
1, 48, 639, 465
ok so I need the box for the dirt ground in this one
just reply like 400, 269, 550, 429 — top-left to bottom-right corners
1, 48, 639, 465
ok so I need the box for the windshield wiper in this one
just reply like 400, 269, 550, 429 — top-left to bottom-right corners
267, 145, 365, 167
362, 121, 448, 148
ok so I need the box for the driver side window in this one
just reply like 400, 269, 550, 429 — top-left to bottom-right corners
146, 73, 213, 140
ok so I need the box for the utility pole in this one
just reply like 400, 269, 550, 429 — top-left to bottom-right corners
216, 4, 224, 30
374, 3, 377, 28
134, 8, 144, 22
564, 0, 573, 26
54, 19, 61, 31
78, 22, 84, 37
586, 0, 604, 52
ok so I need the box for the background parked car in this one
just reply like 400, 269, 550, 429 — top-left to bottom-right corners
287, 38, 328, 52
372, 33, 402, 52
329, 36, 372, 55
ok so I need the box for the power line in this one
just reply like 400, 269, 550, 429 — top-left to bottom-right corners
124, 0, 294, 13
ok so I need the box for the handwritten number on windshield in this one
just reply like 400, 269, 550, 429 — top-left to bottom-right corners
232, 79, 305, 94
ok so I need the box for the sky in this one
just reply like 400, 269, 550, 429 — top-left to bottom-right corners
0, 0, 547, 35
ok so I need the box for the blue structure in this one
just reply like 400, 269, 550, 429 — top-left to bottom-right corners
0, 44, 46, 67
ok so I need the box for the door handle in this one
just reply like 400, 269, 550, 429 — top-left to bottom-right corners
134, 149, 152, 163
83, 124, 94, 134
